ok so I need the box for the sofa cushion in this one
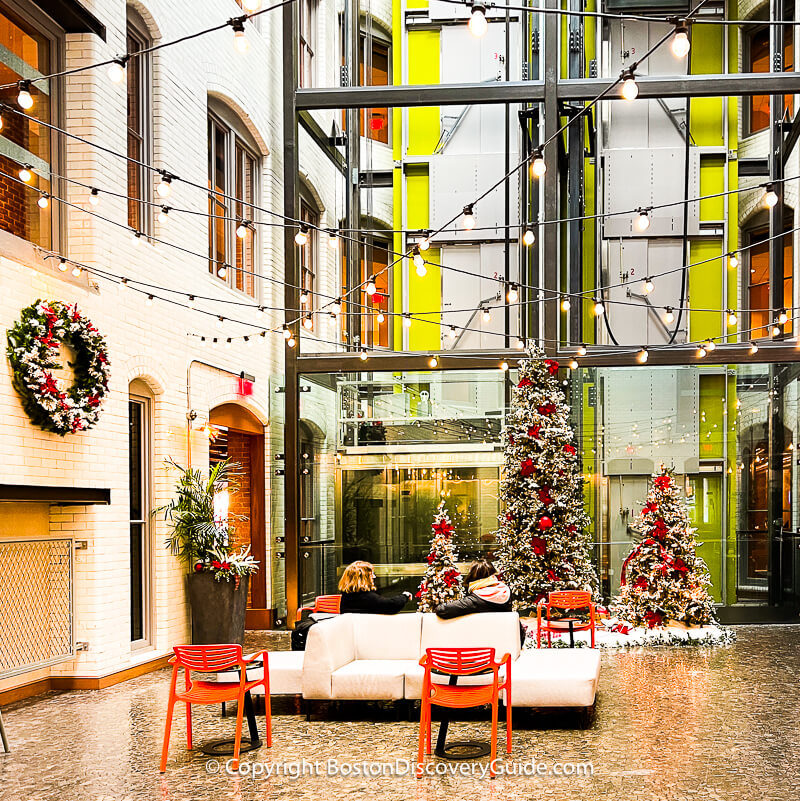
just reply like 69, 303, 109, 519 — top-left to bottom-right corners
352, 613, 422, 660
217, 651, 304, 696
331, 660, 410, 700
509, 648, 600, 707
404, 663, 507, 700
302, 615, 356, 699
420, 612, 521, 661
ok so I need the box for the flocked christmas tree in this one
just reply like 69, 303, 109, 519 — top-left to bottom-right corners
416, 502, 464, 612
612, 467, 716, 628
495, 352, 599, 609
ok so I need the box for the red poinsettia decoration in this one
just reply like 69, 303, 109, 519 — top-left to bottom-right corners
644, 611, 664, 629
537, 487, 554, 506
563, 444, 576, 456
672, 556, 688, 573
426, 553, 435, 564
531, 536, 547, 555
652, 518, 669, 541
654, 475, 671, 491
520, 458, 535, 477
517, 377, 533, 388
537, 403, 556, 415
432, 519, 454, 537
543, 359, 560, 375
527, 424, 541, 439
634, 576, 648, 590
643, 502, 658, 514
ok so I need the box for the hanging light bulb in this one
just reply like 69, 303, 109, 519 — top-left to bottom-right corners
131, 229, 142, 246
515, 337, 525, 350
332, 298, 343, 315
593, 298, 605, 316
211, 337, 218, 349
561, 296, 571, 312
664, 307, 675, 324
18, 164, 33, 183
728, 253, 739, 269
468, 3, 489, 37
225, 338, 232, 349
706, 339, 716, 352
481, 306, 491, 323
231, 18, 249, 53
462, 204, 476, 231
499, 360, 509, 371
88, 187, 100, 206
643, 276, 654, 294
620, 68, 639, 101
507, 283, 519, 303
287, 336, 296, 348
635, 208, 651, 232
282, 325, 292, 340
216, 316, 224, 329
299, 289, 309, 306
242, 0, 262, 11
671, 21, 691, 58
158, 206, 170, 223
254, 305, 263, 319
772, 323, 781, 337
749, 341, 759, 355
412, 246, 427, 277
578, 343, 587, 356
522, 227, 535, 246
156, 172, 173, 198
418, 233, 431, 251
403, 313, 412, 328
530, 147, 547, 178
217, 263, 228, 278
328, 312, 338, 325
294, 223, 309, 246
0, 113, 3, 130
763, 183, 779, 208
237, 220, 252, 239
365, 275, 377, 295
71, 264, 82, 277
448, 325, 456, 340
697, 345, 707, 358
107, 57, 127, 84
17, 80, 33, 110
245, 335, 253, 346
727, 309, 738, 326
303, 314, 313, 330
145, 294, 153, 306
359, 348, 368, 361
637, 347, 649, 364
778, 308, 789, 325
328, 229, 339, 249
377, 311, 385, 324
37, 193, 49, 209
58, 257, 68, 272
187, 295, 195, 309
569, 359, 579, 370
428, 355, 439, 368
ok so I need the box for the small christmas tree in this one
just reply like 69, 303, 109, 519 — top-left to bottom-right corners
417, 502, 463, 612
495, 352, 599, 608
612, 467, 716, 628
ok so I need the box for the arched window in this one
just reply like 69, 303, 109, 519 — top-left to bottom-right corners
207, 98, 260, 296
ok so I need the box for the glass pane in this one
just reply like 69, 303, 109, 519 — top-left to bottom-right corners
128, 400, 143, 521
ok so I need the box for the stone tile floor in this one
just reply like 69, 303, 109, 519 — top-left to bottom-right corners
1, 625, 798, 801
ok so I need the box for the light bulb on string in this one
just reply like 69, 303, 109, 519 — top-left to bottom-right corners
332, 298, 343, 315
237, 220, 252, 239
18, 164, 33, 183
727, 310, 738, 326
216, 316, 224, 329
107, 57, 127, 84
365, 275, 377, 296
763, 183, 779, 208
156, 172, 173, 198
515, 337, 525, 350
145, 294, 153, 306
89, 187, 100, 206
468, 3, 488, 37
58, 258, 68, 272
328, 230, 339, 249
328, 312, 338, 325
481, 307, 491, 323
593, 298, 605, 316
71, 264, 82, 277
225, 338, 232, 350
131, 229, 142, 246
637, 347, 649, 364
664, 307, 675, 324
522, 227, 535, 246
199, 336, 206, 347
671, 21, 691, 58
462, 204, 476, 231
578, 343, 587, 356
729, 253, 739, 269
643, 276, 654, 294
294, 224, 309, 246
772, 323, 781, 337
359, 348, 368, 362
403, 314, 412, 328
231, 18, 249, 53
217, 263, 228, 279
428, 355, 439, 368
621, 68, 639, 101
377, 311, 385, 324
530, 148, 546, 178
705, 339, 716, 352
17, 80, 33, 109
242, 0, 262, 10
287, 336, 296, 348
507, 283, 519, 303
282, 325, 292, 340
187, 295, 195, 309
697, 345, 707, 358
448, 325, 456, 340
418, 233, 431, 251
569, 359, 579, 370
303, 314, 313, 330
299, 289, 309, 306
245, 335, 253, 347
412, 246, 427, 277
635, 208, 651, 231
499, 360, 509, 371
561, 297, 571, 312
37, 193, 49, 209
749, 341, 759, 355
778, 308, 789, 325
211, 338, 218, 349
255, 306, 264, 319
158, 206, 170, 223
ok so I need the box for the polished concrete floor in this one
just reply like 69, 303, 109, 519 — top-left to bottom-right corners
1, 625, 798, 801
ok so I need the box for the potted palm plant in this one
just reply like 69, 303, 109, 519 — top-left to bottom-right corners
156, 458, 258, 644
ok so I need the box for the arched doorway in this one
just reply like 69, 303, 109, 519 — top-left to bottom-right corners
209, 403, 270, 629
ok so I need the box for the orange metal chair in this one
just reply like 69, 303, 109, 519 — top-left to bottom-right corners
295, 594, 342, 622
536, 590, 596, 648
160, 644, 271, 772
417, 647, 511, 778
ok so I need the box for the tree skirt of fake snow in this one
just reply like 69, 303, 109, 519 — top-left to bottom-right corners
521, 620, 735, 649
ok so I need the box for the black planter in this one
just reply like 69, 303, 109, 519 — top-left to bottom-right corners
186, 572, 249, 645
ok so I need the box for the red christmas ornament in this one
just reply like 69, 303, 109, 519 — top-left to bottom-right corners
546, 569, 557, 581
645, 611, 664, 629
537, 487, 554, 506
520, 458, 535, 477
672, 556, 688, 573
505, 512, 513, 521
538, 515, 554, 530
509, 434, 515, 445
531, 536, 547, 555
194, 562, 203, 572
567, 524, 577, 533
634, 576, 648, 590
517, 377, 533, 388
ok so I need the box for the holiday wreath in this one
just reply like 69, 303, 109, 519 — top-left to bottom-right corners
6, 299, 110, 435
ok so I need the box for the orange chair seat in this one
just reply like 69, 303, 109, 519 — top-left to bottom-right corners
175, 678, 265, 705
428, 683, 496, 707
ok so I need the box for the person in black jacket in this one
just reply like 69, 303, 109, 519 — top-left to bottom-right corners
339, 560, 411, 614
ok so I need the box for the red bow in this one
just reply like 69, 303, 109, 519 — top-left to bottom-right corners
543, 359, 560, 375
537, 487, 554, 505
517, 377, 533, 388
654, 475, 671, 491
520, 458, 535, 477
432, 520, 454, 537
563, 444, 576, 456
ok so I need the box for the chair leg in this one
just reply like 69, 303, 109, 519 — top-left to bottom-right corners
231, 693, 246, 770
506, 695, 512, 754
160, 698, 176, 772
264, 692, 273, 748
490, 698, 498, 778
425, 700, 432, 755
416, 700, 426, 778
185, 702, 193, 750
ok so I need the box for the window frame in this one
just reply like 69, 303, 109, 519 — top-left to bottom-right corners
126, 9, 152, 236
207, 102, 260, 297
298, 0, 317, 88
0, 0, 65, 250
299, 195, 319, 315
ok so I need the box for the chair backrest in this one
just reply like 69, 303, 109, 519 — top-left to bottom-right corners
426, 647, 496, 676
314, 594, 342, 614
547, 590, 593, 611
173, 644, 243, 672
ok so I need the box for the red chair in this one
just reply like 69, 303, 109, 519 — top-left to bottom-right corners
536, 590, 596, 648
160, 644, 271, 772
295, 594, 341, 622
417, 647, 511, 778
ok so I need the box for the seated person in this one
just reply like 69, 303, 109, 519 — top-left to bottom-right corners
339, 560, 411, 614
435, 559, 511, 618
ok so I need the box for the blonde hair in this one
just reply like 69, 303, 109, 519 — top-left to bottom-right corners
338, 560, 376, 593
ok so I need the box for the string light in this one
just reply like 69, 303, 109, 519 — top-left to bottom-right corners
225, 338, 232, 349
377, 311, 385, 323
448, 325, 456, 340
643, 276, 654, 294
637, 347, 649, 364
107, 57, 127, 84
156, 172, 173, 198
763, 183, 779, 208
211, 337, 218, 348
86, 187, 101, 207
58, 257, 68, 272
200, 336, 206, 347
412, 246, 427, 277
231, 17, 249, 53
18, 164, 32, 183
282, 325, 291, 340
635, 208, 651, 231
71, 264, 82, 277
522, 227, 535, 246
302, 314, 313, 330
418, 234, 431, 251
332, 298, 343, 315
664, 307, 675, 324
403, 313, 412, 328
145, 294, 153, 306
593, 299, 605, 316
749, 341, 759, 355
515, 337, 525, 350
621, 68, 639, 101
772, 323, 781, 337
530, 148, 547, 178
244, 335, 252, 346
481, 307, 491, 323
131, 229, 142, 245
561, 297, 571, 311
778, 308, 788, 325
728, 253, 739, 269
697, 345, 707, 358
237, 220, 253, 238
507, 283, 519, 303
569, 359, 579, 370
428, 355, 439, 368
706, 339, 716, 352
37, 193, 49, 209
462, 204, 476, 230
359, 348, 368, 361
299, 289, 309, 305
217, 263, 228, 278
328, 229, 339, 249
671, 20, 691, 58
254, 305, 263, 319
158, 206, 171, 223
365, 275, 377, 295
499, 360, 509, 371
294, 223, 309, 245
727, 309, 738, 326
242, 0, 262, 11
577, 343, 587, 356
328, 312, 338, 325
468, 3, 488, 37
17, 80, 33, 109
216, 316, 224, 329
